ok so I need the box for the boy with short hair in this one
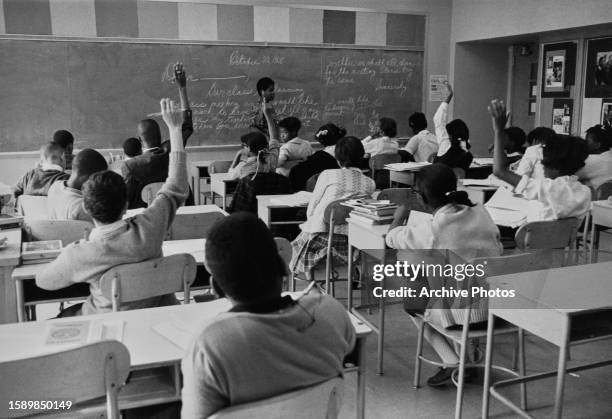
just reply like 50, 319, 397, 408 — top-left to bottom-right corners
181, 212, 355, 418
122, 137, 142, 160
52, 130, 75, 171
47, 148, 108, 221
276, 116, 312, 176
13, 143, 68, 198
403, 112, 438, 162
36, 99, 189, 316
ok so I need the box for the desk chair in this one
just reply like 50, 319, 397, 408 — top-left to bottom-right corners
20, 219, 94, 321
514, 218, 579, 250
413, 251, 557, 419
0, 340, 130, 419
141, 182, 165, 206
209, 377, 343, 419
583, 180, 612, 255
16, 195, 48, 219
99, 254, 197, 311
169, 212, 226, 240
369, 153, 400, 189
208, 161, 232, 205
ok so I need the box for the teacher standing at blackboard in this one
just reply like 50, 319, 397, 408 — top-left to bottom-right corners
251, 77, 278, 139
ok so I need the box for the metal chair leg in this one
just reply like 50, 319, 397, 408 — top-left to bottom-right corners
518, 328, 527, 410
413, 320, 425, 388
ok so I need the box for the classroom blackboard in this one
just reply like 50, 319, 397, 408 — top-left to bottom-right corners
0, 39, 423, 152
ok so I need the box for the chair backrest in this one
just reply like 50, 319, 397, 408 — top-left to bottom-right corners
99, 254, 197, 311
514, 218, 580, 250
23, 219, 93, 246
369, 153, 401, 189
323, 198, 356, 229
209, 160, 232, 174
169, 212, 226, 240
141, 182, 165, 206
305, 173, 320, 192
208, 377, 343, 419
595, 180, 612, 200
0, 340, 130, 419
452, 167, 466, 179
16, 195, 48, 219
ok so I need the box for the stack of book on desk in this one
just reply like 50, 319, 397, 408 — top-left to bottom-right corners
343, 199, 398, 225
21, 240, 62, 265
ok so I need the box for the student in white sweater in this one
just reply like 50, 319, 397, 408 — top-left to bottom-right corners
276, 116, 313, 177
47, 149, 108, 222
513, 127, 555, 180
489, 100, 591, 222
403, 112, 438, 162
577, 124, 612, 191
362, 117, 399, 157
386, 163, 502, 387
181, 213, 355, 418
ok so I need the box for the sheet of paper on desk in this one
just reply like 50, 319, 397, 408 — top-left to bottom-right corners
485, 207, 526, 228
471, 157, 494, 166
45, 319, 124, 347
485, 187, 528, 212
384, 162, 431, 171
270, 191, 313, 206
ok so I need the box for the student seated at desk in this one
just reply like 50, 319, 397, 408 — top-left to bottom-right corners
512, 126, 554, 180
577, 123, 612, 190
181, 212, 355, 418
122, 137, 142, 160
433, 82, 473, 173
489, 99, 591, 221
385, 163, 502, 387
47, 149, 108, 222
51, 130, 75, 171
290, 137, 375, 278
276, 116, 313, 177
228, 100, 280, 180
289, 123, 343, 191
13, 143, 69, 199
362, 117, 399, 158
36, 98, 189, 316
402, 112, 439, 162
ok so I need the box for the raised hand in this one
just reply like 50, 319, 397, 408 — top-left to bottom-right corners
174, 62, 186, 88
160, 98, 183, 131
444, 81, 454, 103
488, 99, 508, 132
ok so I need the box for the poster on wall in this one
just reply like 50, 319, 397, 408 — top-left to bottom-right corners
429, 75, 448, 101
541, 42, 576, 97
602, 99, 612, 125
552, 99, 572, 135
585, 37, 612, 98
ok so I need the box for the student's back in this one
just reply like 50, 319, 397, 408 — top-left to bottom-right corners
122, 146, 169, 209
182, 294, 353, 417
14, 143, 68, 198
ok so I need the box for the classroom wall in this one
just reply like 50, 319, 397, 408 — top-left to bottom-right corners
0, 0, 452, 185
451, 0, 612, 43
452, 42, 508, 157
510, 46, 538, 134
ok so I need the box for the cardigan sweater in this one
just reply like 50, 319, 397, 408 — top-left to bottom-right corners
13, 166, 69, 198
181, 294, 355, 418
36, 151, 189, 315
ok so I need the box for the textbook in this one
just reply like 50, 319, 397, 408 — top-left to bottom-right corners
21, 240, 62, 262
349, 212, 394, 225
45, 319, 125, 347
384, 162, 431, 172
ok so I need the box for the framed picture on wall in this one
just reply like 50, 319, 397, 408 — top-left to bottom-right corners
585, 37, 612, 98
541, 42, 576, 97
552, 99, 572, 134
602, 99, 612, 125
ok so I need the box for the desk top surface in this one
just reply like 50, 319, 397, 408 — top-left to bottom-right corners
125, 205, 226, 219
12, 239, 207, 280
488, 260, 612, 313
0, 295, 372, 367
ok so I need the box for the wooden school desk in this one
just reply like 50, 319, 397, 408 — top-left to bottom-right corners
124, 204, 228, 218
589, 200, 612, 262
257, 194, 308, 228
0, 228, 22, 324
210, 173, 238, 211
0, 296, 373, 419
11, 239, 206, 323
482, 260, 612, 419
190, 160, 213, 205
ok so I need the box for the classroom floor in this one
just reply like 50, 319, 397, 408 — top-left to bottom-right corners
34, 233, 612, 419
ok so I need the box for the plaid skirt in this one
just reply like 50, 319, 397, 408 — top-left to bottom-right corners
290, 231, 351, 275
